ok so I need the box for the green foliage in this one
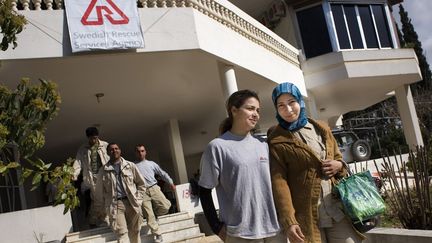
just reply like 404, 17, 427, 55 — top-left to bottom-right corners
397, 4, 432, 144
406, 135, 432, 175
0, 160, 18, 173
0, 0, 27, 51
0, 78, 61, 157
0, 79, 79, 214
378, 127, 409, 155
379, 201, 403, 228
399, 4, 432, 91
25, 158, 80, 214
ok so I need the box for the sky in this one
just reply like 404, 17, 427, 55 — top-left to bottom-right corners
393, 0, 432, 64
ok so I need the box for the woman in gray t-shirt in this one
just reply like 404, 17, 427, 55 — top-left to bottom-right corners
198, 90, 285, 243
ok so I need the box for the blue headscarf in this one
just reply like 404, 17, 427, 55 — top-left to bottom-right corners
271, 82, 308, 131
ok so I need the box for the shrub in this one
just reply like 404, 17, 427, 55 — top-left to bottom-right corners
377, 146, 432, 229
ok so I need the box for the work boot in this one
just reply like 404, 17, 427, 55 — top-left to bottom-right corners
154, 234, 163, 243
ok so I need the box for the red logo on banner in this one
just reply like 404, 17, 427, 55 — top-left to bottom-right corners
81, 0, 129, 25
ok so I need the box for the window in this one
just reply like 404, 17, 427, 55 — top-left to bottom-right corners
330, 3, 394, 50
296, 5, 333, 58
344, 5, 364, 49
295, 2, 395, 59
331, 4, 351, 49
372, 5, 393, 48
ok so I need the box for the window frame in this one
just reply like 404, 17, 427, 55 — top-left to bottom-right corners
324, 0, 397, 51
294, 2, 335, 58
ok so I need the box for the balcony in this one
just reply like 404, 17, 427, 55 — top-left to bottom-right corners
3, 0, 301, 81
0, 0, 303, 181
302, 48, 422, 121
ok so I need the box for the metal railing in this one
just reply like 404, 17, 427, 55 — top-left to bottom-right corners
0, 144, 26, 213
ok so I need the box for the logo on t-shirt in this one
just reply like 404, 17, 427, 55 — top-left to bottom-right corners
259, 156, 268, 162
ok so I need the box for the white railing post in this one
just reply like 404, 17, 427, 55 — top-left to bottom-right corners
19, 0, 30, 10
139, 0, 148, 8
149, 0, 157, 7
178, 0, 186, 7
43, 0, 53, 10
11, 0, 18, 11
32, 0, 42, 10
54, 0, 63, 9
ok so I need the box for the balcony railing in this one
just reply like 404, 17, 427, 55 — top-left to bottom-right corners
11, 0, 300, 67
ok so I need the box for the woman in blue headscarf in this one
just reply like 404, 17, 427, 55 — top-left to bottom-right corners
268, 82, 364, 243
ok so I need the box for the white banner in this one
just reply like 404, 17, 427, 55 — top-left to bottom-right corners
65, 0, 144, 52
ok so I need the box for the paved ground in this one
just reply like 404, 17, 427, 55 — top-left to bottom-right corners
199, 235, 223, 243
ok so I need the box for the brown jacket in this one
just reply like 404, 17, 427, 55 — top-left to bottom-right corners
268, 119, 347, 243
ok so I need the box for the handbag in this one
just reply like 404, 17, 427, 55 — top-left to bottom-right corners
334, 169, 385, 232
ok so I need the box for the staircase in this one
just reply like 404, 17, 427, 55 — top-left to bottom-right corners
66, 211, 207, 243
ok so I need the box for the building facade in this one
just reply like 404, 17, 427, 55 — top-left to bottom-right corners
0, 0, 422, 210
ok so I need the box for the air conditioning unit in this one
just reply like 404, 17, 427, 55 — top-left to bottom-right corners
268, 0, 286, 22
260, 12, 275, 29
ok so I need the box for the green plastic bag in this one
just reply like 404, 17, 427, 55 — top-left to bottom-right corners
334, 170, 385, 223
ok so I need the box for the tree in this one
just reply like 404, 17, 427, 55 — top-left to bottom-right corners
0, 0, 27, 51
0, 78, 79, 213
344, 5, 432, 152
399, 4, 432, 143
395, 21, 404, 47
0, 1, 77, 213
399, 4, 432, 91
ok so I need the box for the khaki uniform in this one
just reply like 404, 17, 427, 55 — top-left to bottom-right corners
135, 160, 173, 236
73, 140, 110, 192
95, 158, 146, 243
141, 184, 171, 235
73, 139, 110, 224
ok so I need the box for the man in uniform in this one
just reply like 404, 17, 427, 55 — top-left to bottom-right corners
95, 143, 146, 243
73, 127, 109, 227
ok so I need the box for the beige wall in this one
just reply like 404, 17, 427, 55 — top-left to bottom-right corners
272, 6, 300, 50
0, 205, 72, 242
185, 153, 203, 181
159, 153, 201, 185
365, 228, 432, 243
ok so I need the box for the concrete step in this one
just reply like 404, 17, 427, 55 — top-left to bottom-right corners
169, 235, 223, 243
157, 225, 202, 243
66, 211, 191, 242
69, 224, 201, 243
66, 227, 110, 242
67, 212, 202, 243
157, 211, 191, 224
183, 235, 222, 243
103, 225, 203, 243
141, 218, 195, 235
169, 233, 206, 243
197, 235, 223, 243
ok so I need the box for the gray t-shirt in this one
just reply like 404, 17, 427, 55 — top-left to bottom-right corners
199, 131, 280, 239
135, 160, 174, 187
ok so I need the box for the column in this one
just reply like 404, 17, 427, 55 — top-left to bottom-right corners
304, 91, 319, 120
167, 118, 188, 184
218, 61, 238, 99
327, 115, 343, 129
395, 84, 424, 149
